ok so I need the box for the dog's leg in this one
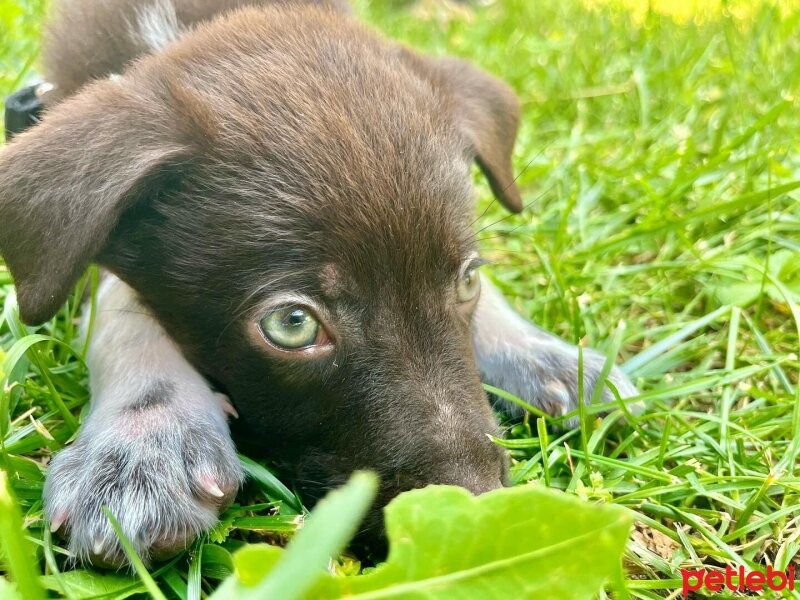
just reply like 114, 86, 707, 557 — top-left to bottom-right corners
44, 273, 242, 566
473, 275, 639, 425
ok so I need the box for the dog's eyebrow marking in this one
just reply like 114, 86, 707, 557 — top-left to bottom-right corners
135, 0, 181, 51
319, 264, 344, 298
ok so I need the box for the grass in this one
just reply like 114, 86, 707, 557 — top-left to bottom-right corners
1, 0, 799, 597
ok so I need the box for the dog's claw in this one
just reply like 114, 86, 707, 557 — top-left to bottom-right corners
216, 393, 239, 420
199, 474, 225, 498
49, 511, 66, 533
43, 404, 243, 566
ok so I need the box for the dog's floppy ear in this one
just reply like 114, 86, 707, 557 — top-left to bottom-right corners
0, 81, 187, 324
398, 48, 523, 213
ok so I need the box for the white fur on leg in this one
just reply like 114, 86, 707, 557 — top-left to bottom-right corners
472, 274, 640, 424
84, 274, 225, 422
44, 273, 242, 566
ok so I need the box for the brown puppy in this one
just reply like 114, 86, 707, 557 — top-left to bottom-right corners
0, 0, 638, 565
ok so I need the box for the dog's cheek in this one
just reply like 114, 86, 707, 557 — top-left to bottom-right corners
225, 371, 341, 458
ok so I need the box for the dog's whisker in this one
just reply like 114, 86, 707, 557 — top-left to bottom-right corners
477, 223, 529, 243
470, 197, 498, 229
97, 308, 154, 317
470, 139, 554, 228
476, 250, 540, 258
474, 184, 555, 237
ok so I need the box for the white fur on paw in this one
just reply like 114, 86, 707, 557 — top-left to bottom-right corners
44, 403, 243, 566
485, 346, 640, 426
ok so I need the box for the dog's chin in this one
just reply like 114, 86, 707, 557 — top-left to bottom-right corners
349, 508, 390, 563
228, 434, 390, 557
307, 482, 404, 563
284, 469, 391, 562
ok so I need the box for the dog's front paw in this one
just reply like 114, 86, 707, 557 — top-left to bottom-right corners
481, 341, 640, 426
44, 396, 243, 566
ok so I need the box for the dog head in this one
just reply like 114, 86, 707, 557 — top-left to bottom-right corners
0, 6, 521, 543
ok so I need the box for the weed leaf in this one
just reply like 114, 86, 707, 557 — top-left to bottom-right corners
216, 482, 631, 599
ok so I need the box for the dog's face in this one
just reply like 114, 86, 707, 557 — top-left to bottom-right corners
0, 6, 522, 542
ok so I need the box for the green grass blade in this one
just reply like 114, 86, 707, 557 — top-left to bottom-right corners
0, 470, 45, 600
101, 507, 168, 600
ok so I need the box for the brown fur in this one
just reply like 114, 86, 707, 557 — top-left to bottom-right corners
2, 4, 521, 325
42, 0, 351, 100
0, 0, 523, 552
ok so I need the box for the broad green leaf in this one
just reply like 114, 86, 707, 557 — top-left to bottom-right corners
228, 544, 283, 587
39, 570, 145, 599
0, 470, 45, 600
201, 544, 236, 580
211, 471, 378, 600
218, 483, 632, 599
0, 576, 23, 600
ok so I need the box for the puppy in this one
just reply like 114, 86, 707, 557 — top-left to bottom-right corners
0, 0, 638, 565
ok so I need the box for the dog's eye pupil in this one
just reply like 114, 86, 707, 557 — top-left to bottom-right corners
260, 306, 320, 350
285, 310, 308, 327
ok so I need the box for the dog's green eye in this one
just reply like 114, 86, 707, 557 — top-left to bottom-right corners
457, 264, 482, 303
260, 306, 320, 349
